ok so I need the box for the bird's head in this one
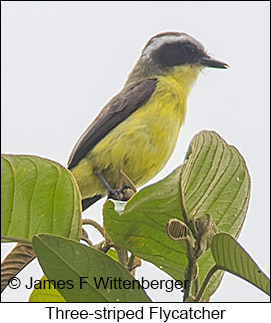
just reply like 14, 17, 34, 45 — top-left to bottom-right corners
126, 31, 228, 85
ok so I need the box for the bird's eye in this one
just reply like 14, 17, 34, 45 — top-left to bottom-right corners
183, 44, 196, 57
151, 41, 200, 67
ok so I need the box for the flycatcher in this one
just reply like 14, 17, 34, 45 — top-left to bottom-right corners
68, 32, 228, 210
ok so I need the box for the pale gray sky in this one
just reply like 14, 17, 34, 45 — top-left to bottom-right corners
1, 1, 270, 302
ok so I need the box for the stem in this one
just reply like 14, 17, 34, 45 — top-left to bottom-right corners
194, 276, 200, 295
81, 237, 93, 247
183, 237, 196, 301
116, 247, 128, 266
185, 236, 194, 259
188, 219, 199, 240
126, 254, 135, 272
194, 265, 219, 302
183, 258, 197, 301
94, 240, 115, 252
82, 219, 104, 236
81, 228, 93, 246
82, 219, 112, 244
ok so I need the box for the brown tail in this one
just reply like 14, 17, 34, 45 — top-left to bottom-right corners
82, 195, 102, 211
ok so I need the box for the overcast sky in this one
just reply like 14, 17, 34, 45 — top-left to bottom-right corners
1, 1, 270, 302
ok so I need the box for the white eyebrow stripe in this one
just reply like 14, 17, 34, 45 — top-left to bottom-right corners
142, 34, 193, 59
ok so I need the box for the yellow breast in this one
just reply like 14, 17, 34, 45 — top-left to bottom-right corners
72, 65, 202, 198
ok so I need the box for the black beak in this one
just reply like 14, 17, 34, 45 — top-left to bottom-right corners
200, 56, 229, 69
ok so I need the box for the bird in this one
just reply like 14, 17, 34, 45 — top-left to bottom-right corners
67, 31, 228, 211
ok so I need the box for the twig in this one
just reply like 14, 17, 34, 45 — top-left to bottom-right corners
183, 237, 196, 301
126, 254, 135, 272
194, 265, 220, 302
116, 247, 128, 266
82, 219, 105, 236
183, 258, 197, 301
81, 228, 93, 246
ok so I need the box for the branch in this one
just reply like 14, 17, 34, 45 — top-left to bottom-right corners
194, 265, 220, 302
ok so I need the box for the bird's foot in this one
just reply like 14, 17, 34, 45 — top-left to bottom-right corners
96, 171, 135, 202
108, 185, 135, 201
120, 185, 135, 201
108, 187, 122, 201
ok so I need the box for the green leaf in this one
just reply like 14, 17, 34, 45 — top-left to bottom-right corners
182, 131, 250, 298
104, 131, 250, 300
181, 131, 250, 233
1, 242, 35, 293
28, 275, 66, 302
32, 234, 151, 302
104, 166, 188, 280
211, 233, 270, 295
1, 155, 81, 242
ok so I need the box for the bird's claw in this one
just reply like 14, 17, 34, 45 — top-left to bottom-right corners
108, 188, 122, 201
108, 185, 135, 202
